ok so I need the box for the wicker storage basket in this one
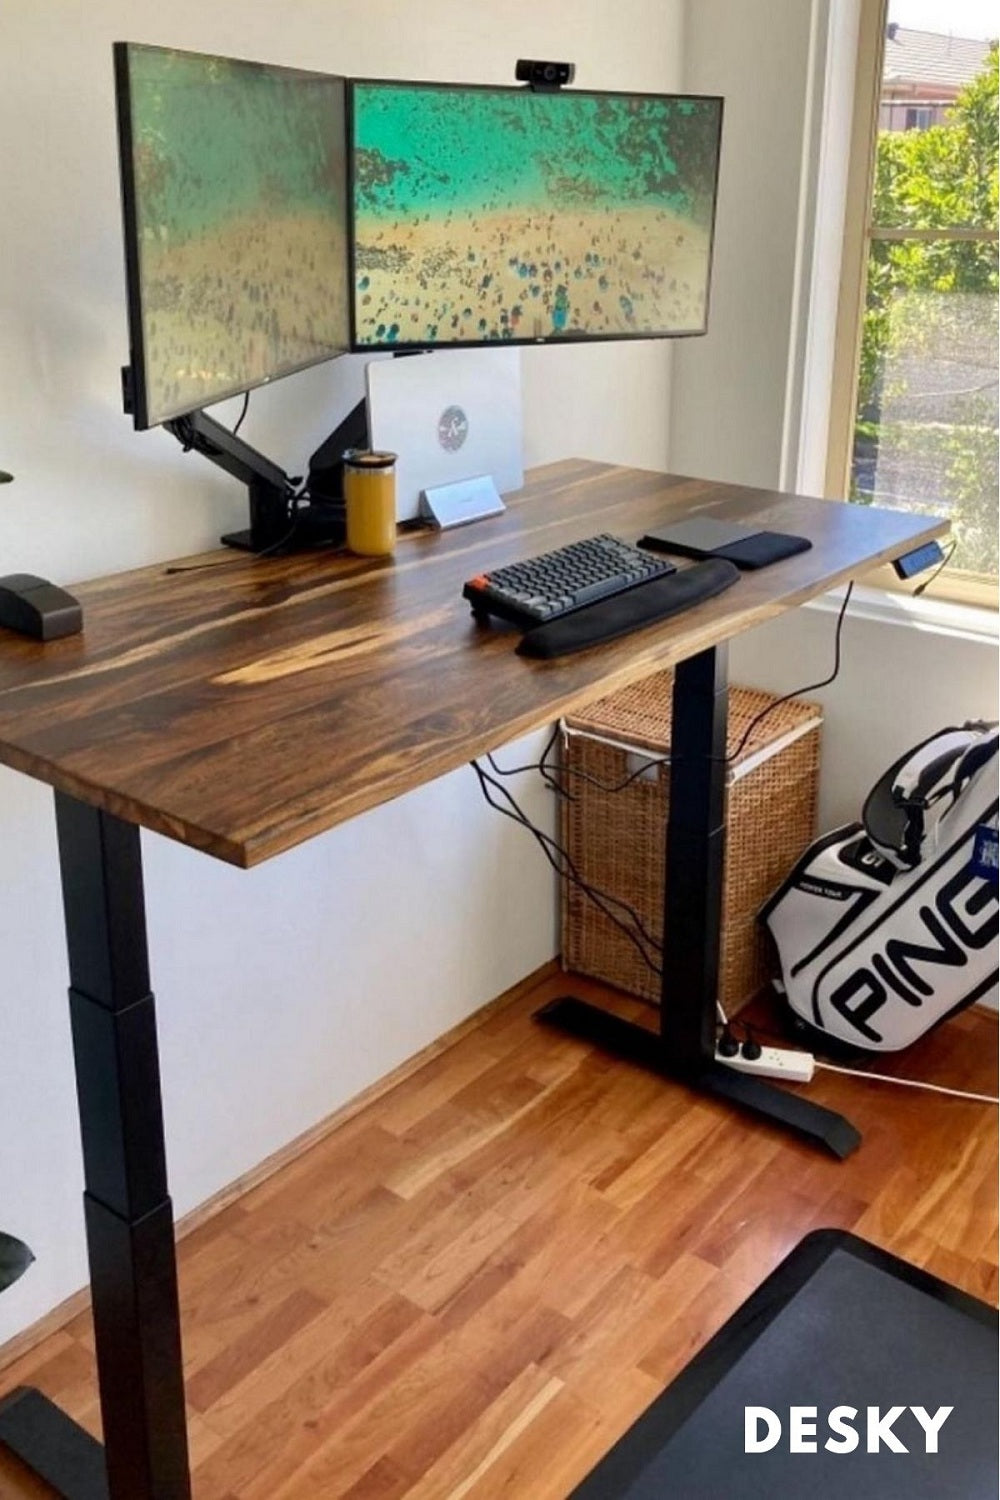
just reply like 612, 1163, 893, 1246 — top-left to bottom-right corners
560, 671, 821, 1014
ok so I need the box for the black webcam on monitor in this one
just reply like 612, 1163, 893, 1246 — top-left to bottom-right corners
515, 58, 575, 89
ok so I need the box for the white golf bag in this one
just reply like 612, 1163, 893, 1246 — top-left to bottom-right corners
762, 723, 999, 1053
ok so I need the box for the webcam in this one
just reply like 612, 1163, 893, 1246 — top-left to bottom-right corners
515, 59, 575, 90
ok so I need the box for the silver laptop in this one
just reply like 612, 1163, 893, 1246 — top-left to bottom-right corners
365, 348, 524, 522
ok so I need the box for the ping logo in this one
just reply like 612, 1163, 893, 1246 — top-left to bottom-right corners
437, 404, 469, 452
745, 1405, 953, 1454
821, 862, 998, 1043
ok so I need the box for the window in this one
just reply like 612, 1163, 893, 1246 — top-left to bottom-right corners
827, 0, 998, 605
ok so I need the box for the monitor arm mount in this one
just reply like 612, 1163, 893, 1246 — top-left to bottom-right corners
123, 365, 368, 555
164, 408, 295, 553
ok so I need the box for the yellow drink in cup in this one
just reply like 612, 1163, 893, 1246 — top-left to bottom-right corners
344, 450, 397, 557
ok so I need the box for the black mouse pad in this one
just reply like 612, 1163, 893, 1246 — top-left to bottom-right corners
640, 525, 811, 569
569, 1230, 998, 1500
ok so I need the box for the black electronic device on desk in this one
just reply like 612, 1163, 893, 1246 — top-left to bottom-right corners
639, 516, 812, 569
0, 575, 82, 640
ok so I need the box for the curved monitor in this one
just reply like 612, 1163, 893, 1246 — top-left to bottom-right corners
115, 43, 350, 430
349, 80, 724, 352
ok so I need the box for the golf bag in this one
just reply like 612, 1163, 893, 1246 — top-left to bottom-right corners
762, 722, 999, 1053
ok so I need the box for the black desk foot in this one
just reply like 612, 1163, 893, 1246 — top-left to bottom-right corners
536, 996, 861, 1159
536, 995, 665, 1066
0, 1387, 108, 1499
698, 1061, 861, 1158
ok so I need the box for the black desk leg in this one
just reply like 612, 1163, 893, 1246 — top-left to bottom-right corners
660, 643, 729, 1072
537, 645, 860, 1159
0, 795, 191, 1499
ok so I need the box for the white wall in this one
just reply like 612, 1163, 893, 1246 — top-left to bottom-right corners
672, 0, 816, 490
0, 0, 684, 1344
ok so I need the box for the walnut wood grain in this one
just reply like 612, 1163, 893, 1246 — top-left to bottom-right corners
0, 461, 946, 866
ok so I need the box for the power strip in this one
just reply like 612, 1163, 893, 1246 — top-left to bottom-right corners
715, 1044, 815, 1084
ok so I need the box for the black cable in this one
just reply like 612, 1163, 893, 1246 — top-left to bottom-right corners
245, 505, 302, 561
474, 759, 733, 1034
475, 761, 662, 955
163, 513, 300, 574
476, 751, 659, 949
476, 583, 855, 1024
226, 475, 322, 563
587, 573, 851, 786
485, 725, 564, 794
164, 476, 314, 574
546, 735, 667, 796
471, 760, 663, 974
483, 725, 560, 779
473, 765, 646, 957
490, 814, 661, 976
481, 739, 693, 983
164, 557, 240, 575
167, 393, 314, 571
163, 527, 299, 574
722, 580, 854, 764
488, 583, 856, 801
913, 540, 957, 597
487, 724, 667, 801
487, 726, 665, 799
231, 391, 250, 437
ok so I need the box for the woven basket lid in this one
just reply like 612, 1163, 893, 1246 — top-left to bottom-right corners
563, 669, 820, 766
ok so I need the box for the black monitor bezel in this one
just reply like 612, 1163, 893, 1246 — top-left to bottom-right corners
114, 41, 351, 431
345, 76, 725, 356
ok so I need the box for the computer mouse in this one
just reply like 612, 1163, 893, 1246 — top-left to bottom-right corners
0, 574, 83, 640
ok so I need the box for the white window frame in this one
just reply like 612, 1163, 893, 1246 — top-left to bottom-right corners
824, 0, 998, 609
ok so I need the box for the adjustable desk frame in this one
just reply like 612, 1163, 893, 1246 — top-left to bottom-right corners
0, 800, 188, 1498
0, 460, 945, 1498
538, 642, 860, 1158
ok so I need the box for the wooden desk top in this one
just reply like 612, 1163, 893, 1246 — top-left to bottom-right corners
0, 461, 945, 867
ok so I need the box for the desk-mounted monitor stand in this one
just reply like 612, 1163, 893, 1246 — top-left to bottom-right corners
537, 644, 861, 1160
123, 366, 369, 556
161, 401, 369, 556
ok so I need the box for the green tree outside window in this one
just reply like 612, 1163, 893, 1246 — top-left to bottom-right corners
854, 44, 999, 578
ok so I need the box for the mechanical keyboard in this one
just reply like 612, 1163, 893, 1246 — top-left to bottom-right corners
462, 533, 676, 629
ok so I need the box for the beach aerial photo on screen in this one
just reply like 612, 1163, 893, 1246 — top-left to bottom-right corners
126, 46, 349, 426
351, 82, 722, 348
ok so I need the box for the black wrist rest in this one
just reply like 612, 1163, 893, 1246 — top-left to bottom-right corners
516, 558, 740, 659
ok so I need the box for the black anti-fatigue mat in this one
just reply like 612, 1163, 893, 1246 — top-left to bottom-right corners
570, 1229, 998, 1500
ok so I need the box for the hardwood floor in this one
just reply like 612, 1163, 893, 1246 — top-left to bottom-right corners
0, 972, 996, 1499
